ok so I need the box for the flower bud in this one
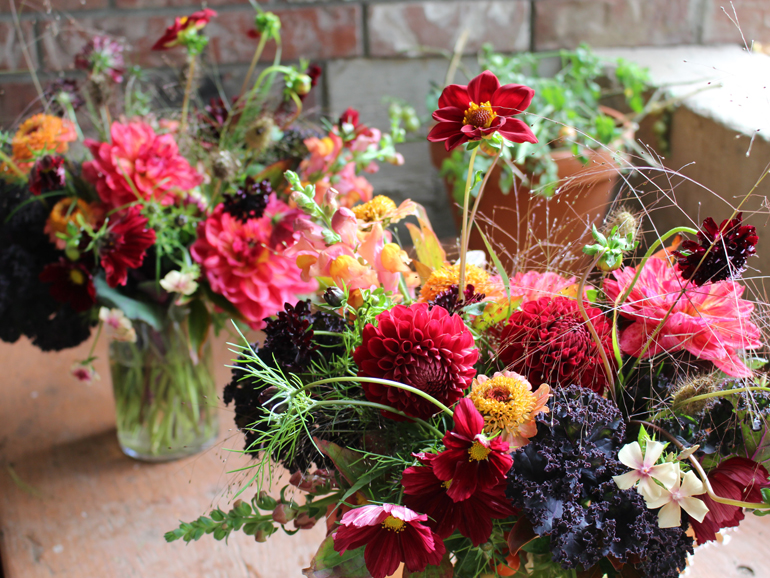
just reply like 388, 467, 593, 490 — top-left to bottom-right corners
323, 286, 345, 308
254, 524, 272, 543
256, 490, 278, 510
293, 512, 317, 530
348, 288, 365, 310
671, 375, 719, 415
272, 503, 297, 524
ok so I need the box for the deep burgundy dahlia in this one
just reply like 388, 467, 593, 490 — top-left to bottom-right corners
497, 296, 614, 394
675, 213, 759, 286
353, 302, 478, 421
39, 258, 96, 313
29, 156, 67, 196
223, 178, 271, 223
99, 206, 156, 288
428, 283, 485, 315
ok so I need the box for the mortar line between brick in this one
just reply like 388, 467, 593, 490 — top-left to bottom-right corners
361, 2, 370, 59
529, 0, 536, 52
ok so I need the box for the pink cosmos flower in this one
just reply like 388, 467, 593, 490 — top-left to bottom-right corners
509, 271, 579, 303
603, 257, 762, 377
83, 121, 203, 209
191, 195, 317, 330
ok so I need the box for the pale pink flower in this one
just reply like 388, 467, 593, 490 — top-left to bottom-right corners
191, 195, 317, 330
644, 463, 709, 528
70, 362, 99, 385
83, 121, 203, 209
159, 270, 199, 296
509, 271, 579, 303
613, 441, 678, 500
603, 257, 762, 377
99, 307, 137, 342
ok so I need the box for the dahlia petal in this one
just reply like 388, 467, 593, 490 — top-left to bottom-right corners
467, 70, 500, 104
431, 106, 465, 123
491, 84, 535, 114
427, 121, 465, 142
438, 84, 470, 109
444, 132, 468, 151
496, 118, 539, 144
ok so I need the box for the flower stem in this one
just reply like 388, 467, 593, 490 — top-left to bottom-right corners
458, 146, 479, 302
239, 33, 269, 101
673, 386, 770, 409
465, 148, 502, 260
314, 400, 445, 439
0, 149, 26, 180
180, 55, 197, 134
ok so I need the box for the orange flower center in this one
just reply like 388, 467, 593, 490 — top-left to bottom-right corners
468, 440, 491, 462
381, 515, 405, 532
463, 101, 497, 129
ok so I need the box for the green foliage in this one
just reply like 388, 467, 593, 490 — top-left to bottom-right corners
583, 224, 637, 272
94, 275, 165, 329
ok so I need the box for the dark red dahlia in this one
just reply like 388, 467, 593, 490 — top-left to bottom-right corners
497, 296, 614, 394
99, 206, 156, 288
429, 283, 485, 315
427, 70, 538, 151
333, 503, 446, 578
39, 258, 96, 313
29, 156, 67, 196
223, 178, 271, 223
675, 213, 759, 286
432, 398, 512, 501
690, 457, 770, 544
402, 451, 515, 546
353, 302, 478, 421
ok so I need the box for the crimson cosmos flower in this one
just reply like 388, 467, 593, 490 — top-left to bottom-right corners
402, 452, 515, 546
432, 398, 513, 501
152, 9, 217, 51
427, 70, 538, 151
675, 213, 759, 286
689, 457, 770, 544
333, 503, 446, 578
99, 206, 156, 288
39, 258, 96, 313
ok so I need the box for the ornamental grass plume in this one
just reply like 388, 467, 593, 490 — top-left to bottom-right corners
603, 257, 762, 377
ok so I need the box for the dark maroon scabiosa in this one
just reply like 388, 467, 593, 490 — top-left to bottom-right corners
689, 457, 770, 544
223, 178, 271, 223
74, 36, 125, 83
431, 398, 512, 501
675, 213, 759, 286
333, 503, 446, 578
44, 78, 85, 114
99, 206, 156, 288
427, 70, 538, 152
28, 156, 67, 196
353, 302, 478, 421
497, 296, 615, 394
38, 257, 96, 313
428, 283, 485, 315
401, 451, 515, 546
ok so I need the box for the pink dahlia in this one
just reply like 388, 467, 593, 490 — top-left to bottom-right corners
603, 257, 762, 377
353, 303, 478, 421
509, 271, 579, 303
83, 121, 203, 209
191, 195, 317, 330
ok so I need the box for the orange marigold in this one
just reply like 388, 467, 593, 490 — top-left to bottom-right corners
418, 263, 503, 302
7, 114, 77, 172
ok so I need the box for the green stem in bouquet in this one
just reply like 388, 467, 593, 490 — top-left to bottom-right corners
457, 146, 479, 302
314, 400, 445, 439
239, 32, 269, 101
0, 149, 26, 180
465, 148, 502, 258
180, 55, 197, 134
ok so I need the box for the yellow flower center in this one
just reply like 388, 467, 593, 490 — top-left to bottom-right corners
463, 101, 497, 129
442, 479, 452, 490
470, 375, 537, 436
352, 195, 398, 223
468, 440, 492, 462
382, 515, 405, 532
419, 263, 493, 303
69, 268, 85, 285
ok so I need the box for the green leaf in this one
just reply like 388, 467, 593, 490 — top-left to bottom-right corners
94, 275, 164, 330
403, 552, 453, 577
314, 439, 369, 488
302, 534, 371, 578
188, 299, 211, 359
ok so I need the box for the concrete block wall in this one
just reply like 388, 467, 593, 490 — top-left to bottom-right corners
1, 0, 768, 238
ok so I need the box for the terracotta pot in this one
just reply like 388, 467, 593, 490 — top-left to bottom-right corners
430, 141, 625, 274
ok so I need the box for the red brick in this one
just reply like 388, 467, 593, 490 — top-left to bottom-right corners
368, 1, 530, 57
534, 0, 700, 50
39, 5, 362, 72
703, 0, 770, 45
0, 0, 108, 12
0, 81, 42, 128
0, 20, 37, 72
114, 0, 254, 9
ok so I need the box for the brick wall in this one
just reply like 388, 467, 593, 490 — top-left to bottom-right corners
2, 0, 767, 236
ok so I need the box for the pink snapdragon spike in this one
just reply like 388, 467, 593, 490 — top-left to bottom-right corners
644, 463, 709, 528
603, 257, 762, 377
613, 441, 678, 500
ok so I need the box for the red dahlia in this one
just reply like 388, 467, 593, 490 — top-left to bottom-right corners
39, 258, 96, 313
333, 503, 445, 578
675, 213, 759, 286
690, 457, 770, 544
497, 296, 614, 394
99, 206, 156, 288
402, 452, 515, 546
353, 302, 478, 421
427, 70, 538, 152
432, 399, 512, 502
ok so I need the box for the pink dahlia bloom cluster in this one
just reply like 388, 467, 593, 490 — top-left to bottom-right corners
191, 195, 317, 329
83, 121, 203, 209
603, 257, 761, 377
509, 271, 579, 303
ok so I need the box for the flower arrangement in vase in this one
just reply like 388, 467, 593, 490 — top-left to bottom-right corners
0, 7, 405, 461
167, 69, 770, 578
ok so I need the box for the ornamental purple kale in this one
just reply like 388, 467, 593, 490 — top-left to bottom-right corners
506, 385, 694, 577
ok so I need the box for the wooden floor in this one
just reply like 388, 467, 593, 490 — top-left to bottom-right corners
0, 334, 768, 577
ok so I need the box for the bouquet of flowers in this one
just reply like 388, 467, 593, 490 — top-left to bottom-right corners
0, 8, 405, 460
164, 71, 770, 578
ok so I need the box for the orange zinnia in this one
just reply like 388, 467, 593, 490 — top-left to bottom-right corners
7, 114, 77, 171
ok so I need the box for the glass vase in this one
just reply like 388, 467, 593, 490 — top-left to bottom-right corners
108, 316, 219, 461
